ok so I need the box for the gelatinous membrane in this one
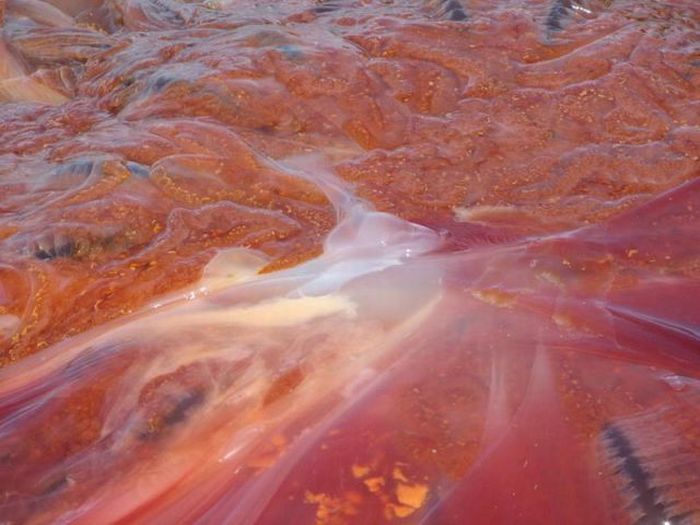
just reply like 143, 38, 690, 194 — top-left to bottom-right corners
0, 0, 698, 523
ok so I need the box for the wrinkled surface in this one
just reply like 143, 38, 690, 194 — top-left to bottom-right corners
0, 0, 699, 524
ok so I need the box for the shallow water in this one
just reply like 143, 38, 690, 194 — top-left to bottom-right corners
0, 0, 699, 523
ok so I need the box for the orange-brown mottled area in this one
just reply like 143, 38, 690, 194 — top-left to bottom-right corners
0, 1, 699, 524
0, 0, 698, 368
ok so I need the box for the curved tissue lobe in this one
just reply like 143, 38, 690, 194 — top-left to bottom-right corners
0, 1, 699, 524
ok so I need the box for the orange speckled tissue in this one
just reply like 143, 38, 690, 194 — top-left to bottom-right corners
0, 0, 698, 523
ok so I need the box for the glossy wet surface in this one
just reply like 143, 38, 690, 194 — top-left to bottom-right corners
0, 1, 698, 523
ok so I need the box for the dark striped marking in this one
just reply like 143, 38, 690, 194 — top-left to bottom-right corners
602, 423, 688, 525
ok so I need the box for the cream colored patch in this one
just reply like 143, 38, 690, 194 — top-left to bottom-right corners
172, 294, 358, 330
453, 205, 518, 223
226, 295, 357, 327
201, 248, 269, 291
